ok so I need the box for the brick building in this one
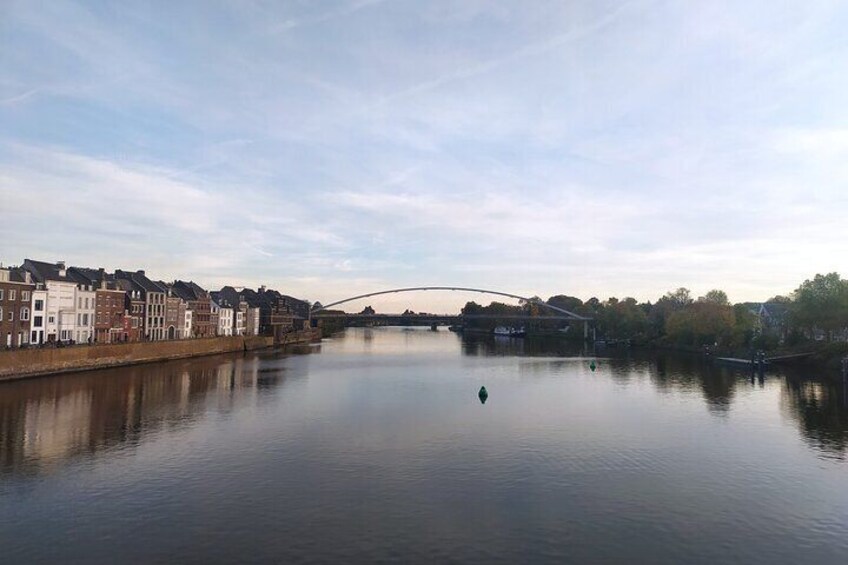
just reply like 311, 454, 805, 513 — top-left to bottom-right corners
171, 281, 214, 338
115, 270, 167, 341
68, 267, 130, 344
0, 267, 36, 348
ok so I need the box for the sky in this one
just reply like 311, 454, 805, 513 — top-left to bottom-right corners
2, 0, 847, 313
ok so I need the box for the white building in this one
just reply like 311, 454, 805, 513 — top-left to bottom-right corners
184, 309, 193, 338
30, 287, 48, 345
215, 301, 233, 337
74, 284, 96, 343
23, 260, 93, 344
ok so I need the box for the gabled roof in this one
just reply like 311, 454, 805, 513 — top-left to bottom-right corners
760, 302, 789, 318
67, 266, 120, 289
171, 280, 209, 302
114, 269, 166, 294
6, 267, 35, 285
23, 259, 76, 283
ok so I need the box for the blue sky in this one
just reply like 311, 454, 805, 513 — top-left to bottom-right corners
2, 0, 847, 312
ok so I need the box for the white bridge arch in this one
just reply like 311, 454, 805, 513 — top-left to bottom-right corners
312, 286, 590, 320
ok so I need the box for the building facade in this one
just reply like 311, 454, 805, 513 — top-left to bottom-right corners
23, 260, 87, 344
214, 300, 234, 337
171, 281, 214, 338
115, 270, 166, 341
0, 267, 35, 348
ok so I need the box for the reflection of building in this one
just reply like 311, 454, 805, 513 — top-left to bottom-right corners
0, 267, 35, 348
23, 389, 92, 467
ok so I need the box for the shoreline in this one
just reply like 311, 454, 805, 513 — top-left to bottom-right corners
0, 330, 320, 383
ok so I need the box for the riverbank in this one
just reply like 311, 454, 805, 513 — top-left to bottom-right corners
0, 330, 320, 382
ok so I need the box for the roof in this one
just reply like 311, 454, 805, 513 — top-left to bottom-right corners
1, 267, 36, 286
23, 259, 76, 283
67, 266, 122, 290
171, 280, 209, 302
760, 302, 789, 318
114, 269, 167, 294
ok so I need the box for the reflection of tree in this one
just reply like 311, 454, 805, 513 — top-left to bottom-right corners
460, 334, 587, 358
781, 378, 848, 458
0, 352, 298, 477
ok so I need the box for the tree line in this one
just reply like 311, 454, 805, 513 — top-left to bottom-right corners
461, 272, 848, 351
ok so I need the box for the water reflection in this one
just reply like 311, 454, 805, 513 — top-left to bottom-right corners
0, 350, 304, 477
1, 331, 846, 482
459, 333, 848, 458
781, 378, 848, 459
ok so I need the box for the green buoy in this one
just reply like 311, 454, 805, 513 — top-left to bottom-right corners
478, 386, 488, 404
590, 360, 597, 372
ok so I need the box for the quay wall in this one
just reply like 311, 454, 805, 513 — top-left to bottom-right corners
0, 332, 318, 382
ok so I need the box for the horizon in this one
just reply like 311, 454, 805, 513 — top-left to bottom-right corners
3, 1, 847, 313
0, 254, 822, 314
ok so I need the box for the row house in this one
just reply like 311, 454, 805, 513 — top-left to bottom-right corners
0, 267, 35, 348
234, 285, 309, 339
214, 287, 261, 336
68, 267, 133, 344
115, 270, 167, 341
115, 279, 145, 342
212, 299, 234, 336
212, 292, 250, 336
161, 288, 189, 341
23, 260, 95, 344
170, 281, 214, 338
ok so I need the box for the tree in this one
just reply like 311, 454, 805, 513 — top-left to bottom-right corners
649, 288, 693, 338
700, 289, 730, 306
360, 305, 376, 315
791, 273, 848, 340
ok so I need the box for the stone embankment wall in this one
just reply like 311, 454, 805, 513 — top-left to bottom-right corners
0, 336, 277, 381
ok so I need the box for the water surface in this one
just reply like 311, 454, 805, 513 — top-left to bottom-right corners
1, 328, 847, 563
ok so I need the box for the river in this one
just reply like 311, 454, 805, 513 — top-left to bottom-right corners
1, 327, 847, 564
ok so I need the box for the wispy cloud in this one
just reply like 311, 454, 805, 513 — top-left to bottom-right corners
2, 0, 848, 307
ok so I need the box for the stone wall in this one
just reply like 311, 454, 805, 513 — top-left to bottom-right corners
0, 336, 276, 381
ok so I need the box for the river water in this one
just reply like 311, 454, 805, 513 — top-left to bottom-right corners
1, 327, 847, 564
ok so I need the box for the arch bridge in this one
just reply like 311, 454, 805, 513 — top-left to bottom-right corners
311, 286, 592, 337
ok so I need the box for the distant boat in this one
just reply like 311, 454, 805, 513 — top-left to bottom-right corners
493, 326, 526, 337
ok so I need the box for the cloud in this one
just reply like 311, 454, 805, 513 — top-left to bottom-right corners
2, 0, 848, 307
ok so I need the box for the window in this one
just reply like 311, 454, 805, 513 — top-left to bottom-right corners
8, 311, 13, 322
21, 308, 29, 321
34, 299, 44, 311
0, 290, 4, 300
22, 291, 30, 301
48, 315, 55, 323
85, 297, 89, 309
9, 290, 15, 301
78, 297, 82, 309
82, 314, 89, 326
0, 307, 3, 319
34, 316, 43, 327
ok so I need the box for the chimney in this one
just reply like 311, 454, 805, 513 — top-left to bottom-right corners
138, 270, 145, 276
260, 285, 267, 293
57, 261, 66, 277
